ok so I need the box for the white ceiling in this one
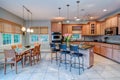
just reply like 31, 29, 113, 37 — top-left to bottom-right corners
0, 0, 120, 20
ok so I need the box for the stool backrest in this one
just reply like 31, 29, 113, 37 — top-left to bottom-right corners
70, 45, 79, 52
59, 44, 67, 51
50, 43, 56, 48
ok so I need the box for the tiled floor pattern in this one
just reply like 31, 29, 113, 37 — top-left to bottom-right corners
0, 53, 120, 80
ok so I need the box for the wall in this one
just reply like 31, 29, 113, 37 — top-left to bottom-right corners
0, 7, 23, 25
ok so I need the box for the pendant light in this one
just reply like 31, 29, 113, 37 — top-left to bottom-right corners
76, 0, 80, 21
21, 6, 26, 32
66, 4, 70, 23
58, 7, 62, 24
27, 11, 31, 32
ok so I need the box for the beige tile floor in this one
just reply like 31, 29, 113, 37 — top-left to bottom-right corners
0, 53, 120, 80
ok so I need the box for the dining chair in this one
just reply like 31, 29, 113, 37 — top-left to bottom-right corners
11, 45, 17, 49
4, 49, 23, 74
18, 44, 22, 48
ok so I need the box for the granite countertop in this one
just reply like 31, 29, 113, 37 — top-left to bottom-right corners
69, 40, 120, 45
79, 44, 94, 50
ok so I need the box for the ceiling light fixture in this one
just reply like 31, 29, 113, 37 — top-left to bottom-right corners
21, 5, 33, 33
58, 7, 62, 24
103, 9, 107, 12
76, 0, 80, 21
66, 4, 70, 23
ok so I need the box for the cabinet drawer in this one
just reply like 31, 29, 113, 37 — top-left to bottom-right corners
113, 45, 120, 50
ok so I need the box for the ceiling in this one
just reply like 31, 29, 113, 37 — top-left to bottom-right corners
0, 0, 120, 21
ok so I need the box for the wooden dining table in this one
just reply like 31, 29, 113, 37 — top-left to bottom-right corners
15, 46, 34, 67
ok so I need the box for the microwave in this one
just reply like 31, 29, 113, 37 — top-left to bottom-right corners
52, 35, 62, 40
105, 27, 118, 35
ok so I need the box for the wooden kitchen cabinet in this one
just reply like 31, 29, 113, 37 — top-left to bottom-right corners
105, 15, 118, 28
100, 21, 106, 35
118, 15, 120, 34
0, 21, 3, 32
82, 24, 90, 35
62, 24, 72, 35
3, 22, 13, 33
96, 22, 101, 35
93, 43, 101, 54
51, 22, 62, 32
112, 45, 120, 63
89, 21, 97, 35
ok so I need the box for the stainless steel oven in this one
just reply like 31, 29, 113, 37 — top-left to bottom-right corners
51, 32, 62, 43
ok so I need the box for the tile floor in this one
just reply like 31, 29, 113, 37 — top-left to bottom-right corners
0, 53, 120, 80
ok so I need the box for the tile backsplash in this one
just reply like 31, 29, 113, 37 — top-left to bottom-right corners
86, 35, 120, 44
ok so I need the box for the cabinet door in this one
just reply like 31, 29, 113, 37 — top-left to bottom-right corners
82, 24, 90, 35
0, 22, 3, 32
96, 23, 101, 35
101, 46, 106, 56
62, 25, 72, 35
89, 22, 96, 35
106, 48, 112, 59
118, 15, 120, 34
111, 16, 117, 27
113, 49, 120, 63
3, 23, 12, 33
94, 45, 101, 54
51, 22, 62, 32
100, 21, 106, 35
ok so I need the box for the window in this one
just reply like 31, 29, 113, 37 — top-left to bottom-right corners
2, 33, 12, 45
40, 35, 49, 42
72, 34, 81, 40
31, 34, 39, 42
14, 34, 20, 43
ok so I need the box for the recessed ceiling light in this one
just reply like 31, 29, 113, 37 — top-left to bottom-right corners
74, 17, 77, 19
90, 16, 94, 19
103, 9, 107, 12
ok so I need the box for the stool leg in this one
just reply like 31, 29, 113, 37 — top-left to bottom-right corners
70, 55, 72, 72
78, 57, 80, 75
82, 56, 84, 71
59, 53, 62, 67
65, 53, 67, 69
55, 52, 58, 64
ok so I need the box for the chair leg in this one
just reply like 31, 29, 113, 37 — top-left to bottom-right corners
65, 54, 67, 69
15, 63, 17, 74
51, 53, 53, 63
11, 64, 13, 69
21, 59, 23, 68
4, 63, 6, 75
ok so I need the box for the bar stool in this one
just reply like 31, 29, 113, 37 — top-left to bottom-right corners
50, 43, 60, 64
59, 44, 70, 69
70, 45, 84, 75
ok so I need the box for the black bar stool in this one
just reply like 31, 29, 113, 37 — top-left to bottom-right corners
70, 45, 84, 75
50, 43, 60, 64
59, 44, 70, 69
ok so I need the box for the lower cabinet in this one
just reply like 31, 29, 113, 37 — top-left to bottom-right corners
106, 47, 113, 59
100, 46, 106, 56
112, 49, 120, 63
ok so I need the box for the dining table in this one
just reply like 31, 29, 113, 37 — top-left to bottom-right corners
15, 45, 34, 67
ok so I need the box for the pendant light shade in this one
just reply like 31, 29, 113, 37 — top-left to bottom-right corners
76, 0, 80, 21
66, 4, 70, 23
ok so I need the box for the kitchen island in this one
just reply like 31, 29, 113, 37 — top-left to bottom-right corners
78, 44, 94, 69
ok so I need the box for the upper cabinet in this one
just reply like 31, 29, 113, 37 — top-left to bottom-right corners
62, 24, 72, 35
40, 27, 48, 34
100, 21, 106, 35
51, 22, 62, 32
0, 21, 3, 32
118, 15, 120, 34
82, 24, 90, 35
89, 21, 97, 35
105, 16, 118, 28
